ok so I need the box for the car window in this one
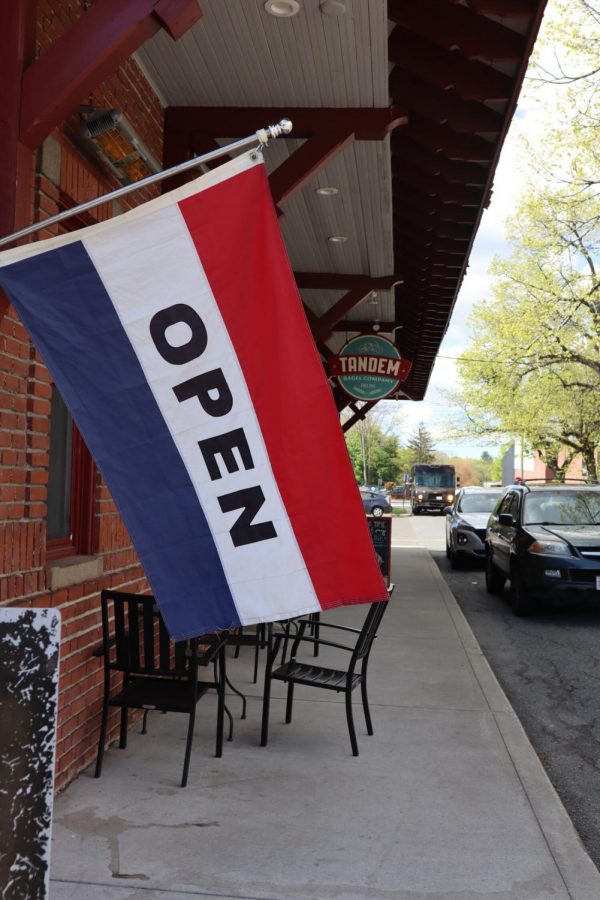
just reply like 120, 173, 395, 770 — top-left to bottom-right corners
458, 492, 502, 514
523, 490, 600, 525
498, 493, 515, 515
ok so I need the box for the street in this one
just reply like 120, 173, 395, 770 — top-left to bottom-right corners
392, 512, 600, 868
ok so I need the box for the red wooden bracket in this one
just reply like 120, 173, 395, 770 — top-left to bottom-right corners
388, 0, 526, 59
164, 106, 407, 214
19, 0, 201, 150
0, 0, 36, 316
270, 130, 354, 208
164, 107, 408, 140
389, 27, 513, 100
295, 273, 402, 291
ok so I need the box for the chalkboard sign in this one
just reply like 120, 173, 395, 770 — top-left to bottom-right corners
366, 515, 392, 584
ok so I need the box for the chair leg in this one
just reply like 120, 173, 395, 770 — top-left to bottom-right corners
94, 699, 110, 778
345, 689, 359, 756
215, 646, 225, 757
260, 626, 274, 747
181, 705, 197, 788
226, 673, 247, 719
141, 709, 149, 735
361, 668, 373, 736
224, 702, 234, 741
253, 625, 260, 684
285, 681, 294, 723
119, 706, 128, 748
312, 613, 320, 657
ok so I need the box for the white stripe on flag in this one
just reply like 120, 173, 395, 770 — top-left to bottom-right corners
83, 199, 321, 625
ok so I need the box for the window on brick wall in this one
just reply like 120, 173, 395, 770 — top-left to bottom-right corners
47, 385, 96, 560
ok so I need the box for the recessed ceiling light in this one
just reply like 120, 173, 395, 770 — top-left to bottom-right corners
316, 186, 339, 196
264, 0, 301, 17
320, 0, 346, 14
327, 235, 348, 243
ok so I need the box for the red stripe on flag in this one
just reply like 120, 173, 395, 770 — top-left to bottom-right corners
179, 165, 388, 609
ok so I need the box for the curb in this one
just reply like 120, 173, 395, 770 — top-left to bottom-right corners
425, 550, 600, 900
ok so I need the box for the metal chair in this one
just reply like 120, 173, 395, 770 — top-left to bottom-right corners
261, 589, 393, 757
95, 589, 227, 787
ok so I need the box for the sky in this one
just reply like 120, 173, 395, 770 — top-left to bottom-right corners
378, 4, 562, 461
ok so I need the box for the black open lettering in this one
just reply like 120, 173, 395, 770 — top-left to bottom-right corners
218, 486, 277, 547
198, 428, 254, 481
173, 369, 233, 418
150, 303, 208, 365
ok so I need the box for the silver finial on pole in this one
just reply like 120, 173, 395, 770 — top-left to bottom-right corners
256, 119, 293, 144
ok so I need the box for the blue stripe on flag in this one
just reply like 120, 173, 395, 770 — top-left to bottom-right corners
0, 241, 240, 639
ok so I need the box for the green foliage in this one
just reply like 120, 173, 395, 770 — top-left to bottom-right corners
344, 416, 404, 485
406, 423, 436, 464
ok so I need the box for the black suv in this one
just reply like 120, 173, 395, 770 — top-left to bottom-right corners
485, 482, 600, 615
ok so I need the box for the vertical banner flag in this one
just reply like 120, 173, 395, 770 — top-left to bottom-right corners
0, 151, 388, 640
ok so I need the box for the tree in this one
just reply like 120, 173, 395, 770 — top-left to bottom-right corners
406, 423, 436, 465
448, 177, 600, 480
344, 415, 403, 485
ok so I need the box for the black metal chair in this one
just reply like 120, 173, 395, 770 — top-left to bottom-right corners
228, 624, 268, 684
261, 588, 393, 757
95, 589, 227, 787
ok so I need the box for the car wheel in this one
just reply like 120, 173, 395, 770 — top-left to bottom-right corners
371, 506, 384, 517
509, 566, 534, 616
485, 552, 505, 595
449, 548, 461, 569
445, 540, 451, 560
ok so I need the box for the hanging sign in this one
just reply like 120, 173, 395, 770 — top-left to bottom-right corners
330, 334, 412, 401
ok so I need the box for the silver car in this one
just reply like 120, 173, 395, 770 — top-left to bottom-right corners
360, 489, 392, 517
445, 487, 504, 568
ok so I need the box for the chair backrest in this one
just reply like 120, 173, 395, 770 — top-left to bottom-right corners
100, 589, 195, 677
353, 596, 390, 663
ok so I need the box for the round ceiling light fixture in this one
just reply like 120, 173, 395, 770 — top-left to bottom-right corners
315, 186, 339, 196
327, 235, 348, 243
264, 0, 301, 17
320, 0, 346, 15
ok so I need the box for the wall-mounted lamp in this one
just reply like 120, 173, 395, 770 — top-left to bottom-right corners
80, 108, 161, 184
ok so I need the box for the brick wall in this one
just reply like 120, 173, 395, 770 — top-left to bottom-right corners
1, 0, 166, 791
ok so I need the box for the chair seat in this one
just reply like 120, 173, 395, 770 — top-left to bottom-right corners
108, 676, 213, 713
271, 661, 361, 692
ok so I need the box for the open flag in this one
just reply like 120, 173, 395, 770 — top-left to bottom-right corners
0, 151, 388, 640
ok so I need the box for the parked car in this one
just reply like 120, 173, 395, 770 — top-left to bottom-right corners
485, 482, 600, 615
359, 489, 392, 517
444, 486, 505, 568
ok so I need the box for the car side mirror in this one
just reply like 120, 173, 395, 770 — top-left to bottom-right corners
443, 506, 453, 515
498, 513, 514, 526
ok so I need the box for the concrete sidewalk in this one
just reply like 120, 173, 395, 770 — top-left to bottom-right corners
50, 546, 600, 900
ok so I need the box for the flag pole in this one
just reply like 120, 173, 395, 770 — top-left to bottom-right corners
0, 119, 293, 250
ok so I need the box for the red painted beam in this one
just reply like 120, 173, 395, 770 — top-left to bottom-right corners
165, 107, 408, 139
295, 273, 402, 291
331, 320, 397, 333
342, 401, 380, 431
390, 71, 502, 134
455, 0, 537, 16
20, 0, 201, 150
392, 140, 488, 185
0, 0, 36, 315
313, 287, 378, 342
388, 0, 526, 59
270, 130, 354, 208
400, 118, 495, 161
389, 27, 513, 100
